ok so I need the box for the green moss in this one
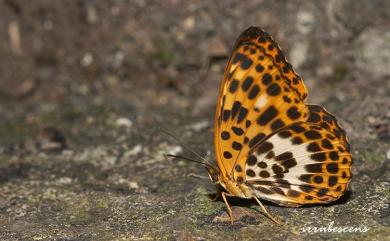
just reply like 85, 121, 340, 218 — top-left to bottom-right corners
358, 149, 385, 165
191, 186, 221, 216
156, 49, 174, 64
0, 121, 34, 143
63, 193, 110, 226
149, 37, 179, 66
0, 156, 11, 167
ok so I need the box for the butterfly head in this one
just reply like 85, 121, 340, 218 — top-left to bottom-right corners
206, 165, 220, 184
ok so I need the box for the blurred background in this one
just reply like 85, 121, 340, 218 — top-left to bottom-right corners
1, 0, 388, 115
0, 0, 389, 240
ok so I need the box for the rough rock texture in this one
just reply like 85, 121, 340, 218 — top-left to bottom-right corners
0, 1, 389, 240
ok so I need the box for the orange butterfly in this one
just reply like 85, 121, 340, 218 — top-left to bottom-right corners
203, 26, 352, 224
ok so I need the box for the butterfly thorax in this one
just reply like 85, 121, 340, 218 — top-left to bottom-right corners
218, 174, 253, 199
206, 165, 253, 199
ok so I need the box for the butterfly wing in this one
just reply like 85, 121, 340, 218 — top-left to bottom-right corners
214, 26, 309, 181
244, 107, 352, 206
214, 26, 352, 206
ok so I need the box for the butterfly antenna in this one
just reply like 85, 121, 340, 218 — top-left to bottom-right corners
159, 127, 209, 164
165, 154, 213, 169
125, 117, 210, 164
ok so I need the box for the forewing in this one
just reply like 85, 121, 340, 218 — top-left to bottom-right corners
214, 27, 309, 178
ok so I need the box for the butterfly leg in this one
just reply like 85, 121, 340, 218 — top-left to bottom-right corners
221, 192, 234, 224
210, 192, 219, 201
253, 196, 283, 225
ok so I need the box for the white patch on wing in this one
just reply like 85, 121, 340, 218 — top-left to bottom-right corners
245, 134, 313, 191
255, 95, 268, 109
252, 189, 293, 203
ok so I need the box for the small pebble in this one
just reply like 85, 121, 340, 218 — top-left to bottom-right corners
116, 117, 133, 128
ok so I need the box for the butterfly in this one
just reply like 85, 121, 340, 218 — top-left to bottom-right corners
203, 26, 353, 224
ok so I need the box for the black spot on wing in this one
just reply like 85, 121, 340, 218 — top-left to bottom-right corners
300, 185, 314, 193
233, 52, 253, 70
314, 176, 323, 184
299, 174, 312, 184
241, 76, 253, 91
223, 110, 231, 122
271, 119, 285, 131
257, 106, 278, 125
291, 136, 303, 145
307, 142, 321, 152
232, 141, 243, 151
305, 130, 321, 140
311, 152, 326, 162
232, 126, 244, 136
308, 112, 321, 123
329, 151, 339, 161
229, 79, 239, 93
326, 163, 339, 173
275, 152, 293, 161
259, 171, 270, 178
287, 190, 300, 197
283, 95, 291, 103
265, 151, 275, 159
234, 165, 242, 172
270, 187, 285, 196
272, 164, 283, 174
257, 142, 273, 154
241, 57, 253, 69
317, 188, 329, 197
248, 85, 260, 99
266, 83, 281, 96
290, 124, 305, 133
278, 130, 292, 138
281, 158, 297, 169
231, 101, 241, 119
221, 131, 230, 140
249, 133, 266, 148
305, 163, 323, 173
246, 169, 256, 177
258, 161, 267, 168
246, 155, 257, 166
257, 187, 273, 195
245, 120, 251, 128
237, 107, 248, 123
328, 176, 338, 187
255, 64, 264, 73
262, 73, 272, 85
321, 139, 333, 149
223, 151, 232, 159
287, 107, 301, 120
